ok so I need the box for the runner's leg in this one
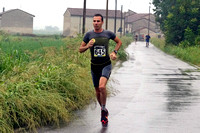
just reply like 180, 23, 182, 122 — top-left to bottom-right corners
95, 87, 101, 106
99, 77, 109, 124
99, 77, 108, 106
94, 77, 108, 107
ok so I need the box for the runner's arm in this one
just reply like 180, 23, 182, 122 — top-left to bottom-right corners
79, 41, 89, 53
110, 36, 122, 60
79, 40, 94, 53
113, 36, 122, 52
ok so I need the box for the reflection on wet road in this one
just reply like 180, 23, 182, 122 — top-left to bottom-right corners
40, 42, 200, 133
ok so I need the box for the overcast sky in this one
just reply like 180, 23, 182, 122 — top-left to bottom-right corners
0, 0, 154, 30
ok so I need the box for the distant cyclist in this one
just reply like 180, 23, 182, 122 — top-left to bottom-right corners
79, 14, 122, 125
145, 34, 151, 47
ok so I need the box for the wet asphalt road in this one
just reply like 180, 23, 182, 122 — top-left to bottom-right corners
40, 42, 200, 133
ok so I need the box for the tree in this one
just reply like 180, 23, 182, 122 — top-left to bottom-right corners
153, 0, 177, 32
153, 0, 200, 45
45, 26, 59, 32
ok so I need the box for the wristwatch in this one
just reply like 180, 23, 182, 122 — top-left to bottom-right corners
113, 50, 118, 54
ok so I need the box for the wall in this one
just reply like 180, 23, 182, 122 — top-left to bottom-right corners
1, 27, 33, 34
132, 19, 157, 32
134, 28, 159, 41
0, 9, 33, 34
63, 10, 71, 36
63, 11, 124, 37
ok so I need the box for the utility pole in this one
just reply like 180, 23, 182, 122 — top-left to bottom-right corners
114, 0, 117, 34
106, 0, 108, 30
120, 5, 123, 37
148, 1, 151, 35
123, 12, 125, 35
82, 0, 86, 34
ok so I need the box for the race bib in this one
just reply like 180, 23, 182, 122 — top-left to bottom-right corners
94, 46, 106, 57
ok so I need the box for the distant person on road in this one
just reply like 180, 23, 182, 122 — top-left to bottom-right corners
134, 35, 138, 44
79, 14, 122, 125
145, 34, 151, 47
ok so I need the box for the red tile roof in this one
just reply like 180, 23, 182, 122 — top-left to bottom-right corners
134, 26, 156, 33
66, 8, 123, 18
126, 13, 149, 23
0, 9, 35, 17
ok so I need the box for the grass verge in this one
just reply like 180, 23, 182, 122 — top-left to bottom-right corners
151, 37, 200, 67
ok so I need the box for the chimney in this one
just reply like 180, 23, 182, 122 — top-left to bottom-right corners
3, 7, 5, 12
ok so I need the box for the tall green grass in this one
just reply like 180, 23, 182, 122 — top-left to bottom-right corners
0, 32, 132, 132
0, 34, 65, 74
151, 37, 200, 66
0, 35, 95, 132
0, 35, 64, 52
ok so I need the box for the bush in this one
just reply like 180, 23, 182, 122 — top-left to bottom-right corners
184, 27, 195, 46
179, 40, 190, 48
195, 36, 200, 46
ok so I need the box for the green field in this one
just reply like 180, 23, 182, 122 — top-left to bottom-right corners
0, 31, 132, 132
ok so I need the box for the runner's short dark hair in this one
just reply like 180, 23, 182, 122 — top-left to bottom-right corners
94, 14, 104, 22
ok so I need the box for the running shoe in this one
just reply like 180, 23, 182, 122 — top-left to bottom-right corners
101, 109, 109, 124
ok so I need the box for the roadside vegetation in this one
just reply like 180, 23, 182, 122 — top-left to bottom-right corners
151, 37, 200, 67
152, 0, 200, 67
0, 31, 132, 132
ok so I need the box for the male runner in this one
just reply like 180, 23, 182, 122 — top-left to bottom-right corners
145, 34, 151, 47
134, 35, 138, 44
79, 14, 122, 124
